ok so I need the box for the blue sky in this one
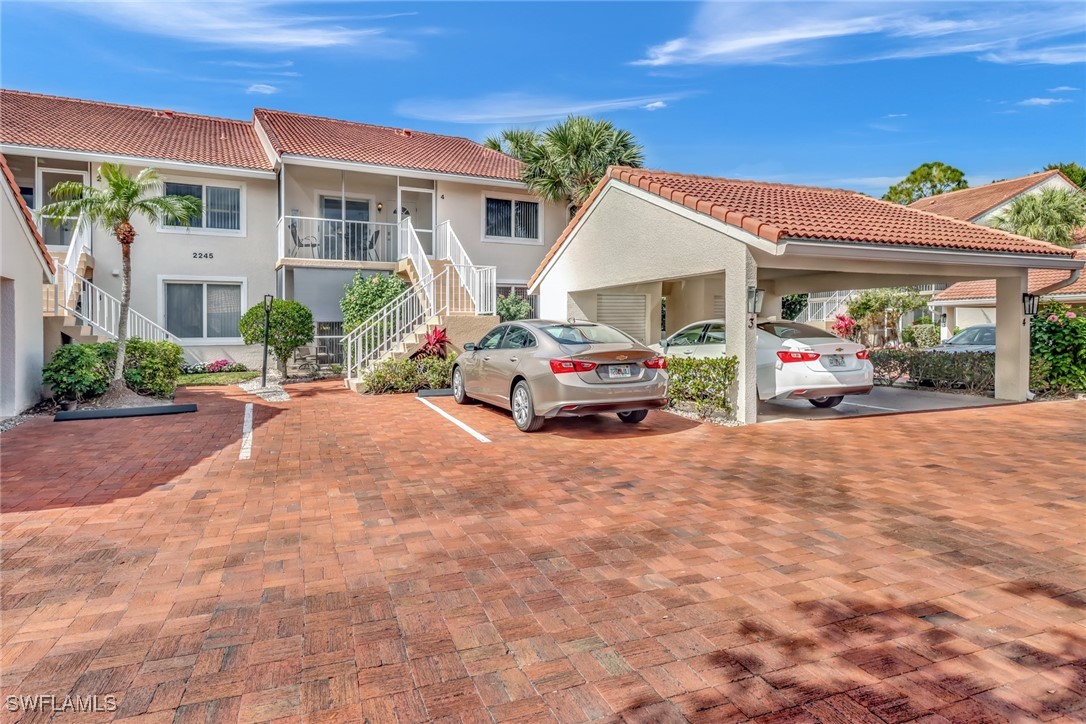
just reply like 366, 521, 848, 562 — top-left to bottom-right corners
2, 1, 1084, 196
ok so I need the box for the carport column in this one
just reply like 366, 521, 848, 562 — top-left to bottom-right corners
994, 273, 1029, 401
723, 251, 758, 424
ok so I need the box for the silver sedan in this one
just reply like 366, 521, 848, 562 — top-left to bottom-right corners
451, 320, 669, 432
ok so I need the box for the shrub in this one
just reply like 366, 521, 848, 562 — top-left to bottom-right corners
908, 350, 995, 393
913, 316, 933, 326
869, 349, 911, 386
911, 324, 940, 348
414, 327, 449, 359
362, 353, 457, 394
1030, 301, 1086, 392
1030, 355, 1053, 394
43, 344, 111, 401
181, 359, 247, 375
497, 291, 533, 322
831, 314, 857, 340
666, 356, 739, 417
340, 273, 409, 332
901, 327, 916, 346
43, 338, 183, 400
239, 299, 314, 372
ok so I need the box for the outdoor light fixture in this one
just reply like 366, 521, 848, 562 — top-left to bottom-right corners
747, 287, 765, 315
376, 202, 383, 213
261, 294, 274, 388
1022, 293, 1039, 317
939, 312, 948, 326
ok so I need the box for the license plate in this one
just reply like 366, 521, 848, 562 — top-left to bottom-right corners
608, 365, 632, 379
825, 355, 845, 368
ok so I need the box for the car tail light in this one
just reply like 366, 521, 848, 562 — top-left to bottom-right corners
644, 356, 667, 369
550, 359, 597, 374
856, 349, 870, 360
777, 350, 820, 363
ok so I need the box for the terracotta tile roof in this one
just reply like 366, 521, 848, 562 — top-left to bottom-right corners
530, 167, 1075, 288
907, 170, 1073, 221
0, 89, 273, 171
934, 250, 1086, 302
0, 152, 54, 274
254, 108, 523, 181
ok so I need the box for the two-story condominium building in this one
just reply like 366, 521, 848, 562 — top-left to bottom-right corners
0, 90, 563, 393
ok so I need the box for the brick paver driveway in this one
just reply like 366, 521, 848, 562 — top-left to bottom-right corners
2, 382, 1084, 723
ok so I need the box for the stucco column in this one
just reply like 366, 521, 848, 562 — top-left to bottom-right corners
943, 306, 956, 341
994, 273, 1029, 401
724, 251, 758, 424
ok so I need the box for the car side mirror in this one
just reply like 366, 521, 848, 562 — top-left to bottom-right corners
463, 343, 476, 352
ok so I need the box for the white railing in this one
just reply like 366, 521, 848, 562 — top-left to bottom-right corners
344, 271, 436, 380
796, 290, 856, 323
449, 264, 497, 315
434, 220, 475, 268
399, 217, 434, 307
46, 264, 180, 345
278, 215, 400, 262
59, 219, 91, 304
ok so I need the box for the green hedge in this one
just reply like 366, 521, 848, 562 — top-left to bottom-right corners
362, 355, 457, 394
666, 356, 739, 416
870, 349, 995, 393
42, 339, 184, 401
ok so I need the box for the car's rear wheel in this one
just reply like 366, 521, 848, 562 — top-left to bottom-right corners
511, 381, 545, 432
809, 396, 844, 408
452, 367, 471, 405
617, 410, 649, 424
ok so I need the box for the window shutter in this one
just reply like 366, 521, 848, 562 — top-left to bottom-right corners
596, 293, 648, 343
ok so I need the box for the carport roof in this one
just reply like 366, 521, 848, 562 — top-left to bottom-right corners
934, 250, 1086, 302
530, 167, 1075, 287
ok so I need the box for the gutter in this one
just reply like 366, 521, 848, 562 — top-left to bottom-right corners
1032, 264, 1083, 297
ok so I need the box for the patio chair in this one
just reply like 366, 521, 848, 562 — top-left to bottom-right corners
290, 221, 319, 258
362, 229, 381, 261
293, 346, 319, 371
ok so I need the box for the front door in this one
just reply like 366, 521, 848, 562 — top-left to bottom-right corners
38, 169, 88, 250
399, 187, 434, 256
320, 197, 370, 260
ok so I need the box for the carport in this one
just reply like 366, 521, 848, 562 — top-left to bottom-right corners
529, 167, 1084, 424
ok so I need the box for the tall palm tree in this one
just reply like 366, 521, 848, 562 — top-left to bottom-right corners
40, 163, 201, 388
991, 188, 1086, 248
523, 116, 644, 215
482, 128, 540, 161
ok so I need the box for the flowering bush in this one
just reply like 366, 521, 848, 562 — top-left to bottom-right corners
181, 359, 248, 375
831, 314, 857, 339
1031, 301, 1086, 393
413, 327, 450, 359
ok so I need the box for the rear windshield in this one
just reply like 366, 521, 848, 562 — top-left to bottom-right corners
758, 322, 837, 339
541, 324, 634, 345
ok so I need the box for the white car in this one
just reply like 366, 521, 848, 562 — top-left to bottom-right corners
654, 319, 873, 408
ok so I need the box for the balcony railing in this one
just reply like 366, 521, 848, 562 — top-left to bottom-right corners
278, 216, 400, 263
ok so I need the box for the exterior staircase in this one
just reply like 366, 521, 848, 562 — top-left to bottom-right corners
342, 219, 497, 390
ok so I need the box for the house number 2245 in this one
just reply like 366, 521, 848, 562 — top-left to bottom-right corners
192, 252, 214, 259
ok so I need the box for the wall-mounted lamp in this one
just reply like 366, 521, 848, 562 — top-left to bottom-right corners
1022, 293, 1039, 317
939, 312, 948, 326
376, 202, 383, 213
747, 287, 765, 316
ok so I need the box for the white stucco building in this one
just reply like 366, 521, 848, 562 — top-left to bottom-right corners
529, 167, 1084, 424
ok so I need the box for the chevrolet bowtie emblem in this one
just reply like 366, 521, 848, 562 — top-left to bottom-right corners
617, 354, 628, 360
835, 347, 844, 352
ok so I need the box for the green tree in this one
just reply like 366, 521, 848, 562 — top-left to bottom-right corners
487, 116, 644, 216
497, 291, 533, 322
882, 162, 968, 204
239, 299, 314, 373
846, 288, 927, 345
781, 294, 808, 321
1044, 162, 1086, 189
340, 272, 409, 332
39, 163, 201, 390
991, 188, 1086, 248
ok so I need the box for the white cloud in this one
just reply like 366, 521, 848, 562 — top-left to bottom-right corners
1048, 85, 1081, 92
246, 84, 280, 95
54, 1, 415, 53
635, 2, 1085, 66
1017, 97, 1072, 106
212, 60, 295, 70
396, 93, 685, 124
883, 113, 908, 118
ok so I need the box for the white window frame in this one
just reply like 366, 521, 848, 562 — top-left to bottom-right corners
158, 178, 246, 237
158, 274, 247, 345
481, 192, 543, 246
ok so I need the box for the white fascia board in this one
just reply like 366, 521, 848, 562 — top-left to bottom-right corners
280, 154, 527, 189
933, 292, 1086, 307
779, 238, 1085, 270
251, 119, 283, 171
0, 144, 277, 180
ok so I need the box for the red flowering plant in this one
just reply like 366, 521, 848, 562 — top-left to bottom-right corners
831, 314, 857, 340
416, 327, 450, 359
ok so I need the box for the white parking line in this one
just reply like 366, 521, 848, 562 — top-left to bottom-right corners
417, 397, 491, 443
839, 401, 900, 412
239, 403, 254, 460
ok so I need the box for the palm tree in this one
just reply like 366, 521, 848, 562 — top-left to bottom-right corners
991, 188, 1086, 248
40, 163, 202, 389
485, 116, 644, 217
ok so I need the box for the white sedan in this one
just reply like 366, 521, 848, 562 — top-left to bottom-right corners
654, 319, 873, 408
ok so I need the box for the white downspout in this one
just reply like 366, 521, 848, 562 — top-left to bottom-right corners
1032, 264, 1083, 297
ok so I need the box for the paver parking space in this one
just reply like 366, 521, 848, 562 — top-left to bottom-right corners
1, 380, 1084, 722
758, 386, 1008, 423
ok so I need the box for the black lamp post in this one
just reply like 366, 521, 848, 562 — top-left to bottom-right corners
261, 294, 274, 387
